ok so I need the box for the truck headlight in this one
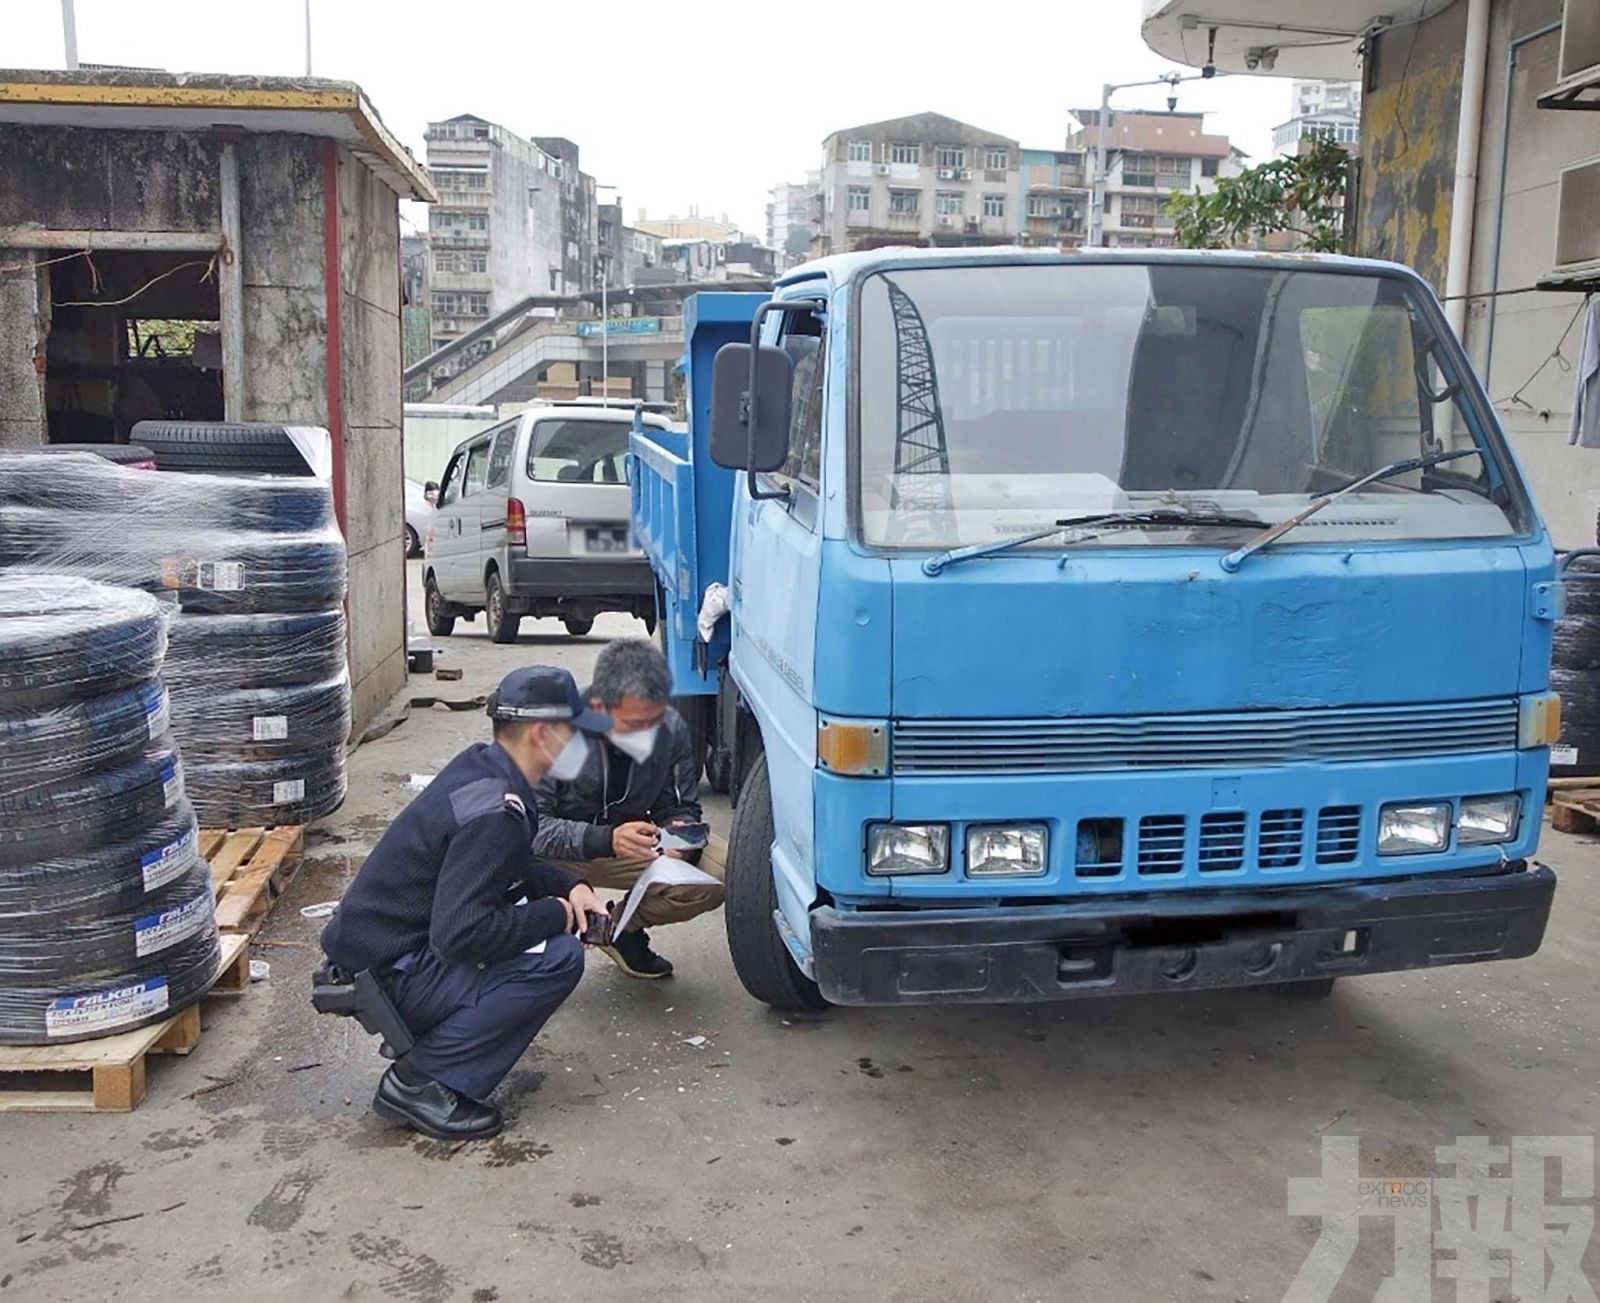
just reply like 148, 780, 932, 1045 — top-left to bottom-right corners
1458, 794, 1520, 845
1378, 802, 1450, 855
967, 824, 1048, 877
866, 823, 949, 875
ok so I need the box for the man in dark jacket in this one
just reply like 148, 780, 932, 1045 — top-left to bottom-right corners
321, 666, 611, 1141
531, 639, 723, 980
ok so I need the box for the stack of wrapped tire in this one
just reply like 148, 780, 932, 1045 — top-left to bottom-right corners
0, 575, 220, 1044
1551, 552, 1600, 779
0, 445, 349, 827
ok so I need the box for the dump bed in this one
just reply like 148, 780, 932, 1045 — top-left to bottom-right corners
628, 292, 764, 696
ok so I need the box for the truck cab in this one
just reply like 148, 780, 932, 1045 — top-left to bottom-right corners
631, 249, 1559, 1010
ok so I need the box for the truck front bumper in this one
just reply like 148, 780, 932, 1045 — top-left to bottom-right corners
810, 864, 1555, 1005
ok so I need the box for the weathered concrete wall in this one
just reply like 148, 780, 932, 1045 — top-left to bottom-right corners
338, 145, 407, 730
0, 258, 44, 449
1355, 5, 1466, 290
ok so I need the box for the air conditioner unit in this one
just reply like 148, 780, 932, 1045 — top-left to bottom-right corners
966, 215, 980, 227
958, 169, 973, 181
1550, 155, 1600, 282
1549, 0, 1600, 102
874, 163, 890, 175
938, 215, 955, 227
938, 167, 957, 180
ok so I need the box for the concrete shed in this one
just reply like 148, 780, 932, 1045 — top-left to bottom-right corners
0, 70, 436, 733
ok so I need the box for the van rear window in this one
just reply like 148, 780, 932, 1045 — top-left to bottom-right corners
525, 419, 630, 484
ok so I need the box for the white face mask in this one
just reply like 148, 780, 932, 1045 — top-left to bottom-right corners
541, 729, 589, 782
610, 725, 659, 763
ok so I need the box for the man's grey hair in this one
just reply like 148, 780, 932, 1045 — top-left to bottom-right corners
591, 638, 672, 706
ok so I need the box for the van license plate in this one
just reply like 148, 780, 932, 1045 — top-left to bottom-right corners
586, 529, 629, 553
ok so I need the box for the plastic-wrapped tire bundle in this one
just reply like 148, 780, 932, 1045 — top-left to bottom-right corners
0, 575, 221, 1045
182, 749, 348, 827
175, 673, 351, 761
1550, 554, 1600, 777
0, 508, 346, 614
164, 610, 346, 691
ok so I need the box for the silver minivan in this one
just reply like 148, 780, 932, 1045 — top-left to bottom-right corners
423, 404, 669, 641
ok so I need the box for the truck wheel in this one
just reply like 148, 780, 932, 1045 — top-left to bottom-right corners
405, 524, 421, 558
424, 573, 455, 637
1270, 978, 1337, 1000
724, 754, 828, 1011
563, 616, 594, 637
485, 571, 520, 644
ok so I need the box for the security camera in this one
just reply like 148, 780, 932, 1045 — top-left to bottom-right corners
1245, 49, 1262, 71
1167, 94, 1179, 111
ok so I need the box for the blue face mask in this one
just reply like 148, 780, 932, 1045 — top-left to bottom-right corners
542, 729, 589, 782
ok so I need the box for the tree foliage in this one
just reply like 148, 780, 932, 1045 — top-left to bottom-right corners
1167, 134, 1352, 253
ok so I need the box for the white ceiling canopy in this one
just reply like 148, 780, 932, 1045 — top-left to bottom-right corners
1141, 0, 1458, 79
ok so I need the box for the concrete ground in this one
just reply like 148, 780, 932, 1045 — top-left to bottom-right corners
1, 561, 1596, 1300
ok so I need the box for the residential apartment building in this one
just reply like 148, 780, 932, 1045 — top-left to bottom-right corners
767, 174, 821, 267
1274, 78, 1362, 156
1017, 147, 1090, 248
634, 212, 742, 242
534, 137, 598, 298
622, 226, 662, 285
1066, 108, 1242, 247
815, 112, 1023, 256
423, 114, 568, 350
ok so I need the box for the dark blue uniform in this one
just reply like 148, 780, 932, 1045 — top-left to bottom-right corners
321, 741, 584, 1101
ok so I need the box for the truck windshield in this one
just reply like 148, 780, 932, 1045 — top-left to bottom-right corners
855, 263, 1521, 550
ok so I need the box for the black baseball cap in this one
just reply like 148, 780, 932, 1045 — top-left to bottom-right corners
486, 666, 612, 733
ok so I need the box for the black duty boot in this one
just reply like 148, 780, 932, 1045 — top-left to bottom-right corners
601, 927, 674, 980
373, 1065, 504, 1140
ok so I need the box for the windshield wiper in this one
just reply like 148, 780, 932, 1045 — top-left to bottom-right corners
920, 508, 1265, 577
1218, 447, 1481, 573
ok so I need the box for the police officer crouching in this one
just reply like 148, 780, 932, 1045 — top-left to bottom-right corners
318, 666, 611, 1141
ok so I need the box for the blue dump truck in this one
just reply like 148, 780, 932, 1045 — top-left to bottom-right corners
629, 248, 1561, 1011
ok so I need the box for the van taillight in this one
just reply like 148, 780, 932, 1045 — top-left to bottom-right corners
507, 498, 527, 546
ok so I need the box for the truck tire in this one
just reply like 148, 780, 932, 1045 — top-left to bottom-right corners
0, 744, 185, 868
1549, 664, 1600, 775
0, 442, 155, 469
161, 532, 347, 615
424, 573, 456, 637
129, 421, 315, 476
171, 673, 351, 761
0, 680, 169, 798
183, 748, 347, 828
0, 576, 164, 709
0, 802, 201, 922
164, 609, 346, 691
0, 924, 220, 1046
485, 570, 520, 644
723, 754, 828, 1011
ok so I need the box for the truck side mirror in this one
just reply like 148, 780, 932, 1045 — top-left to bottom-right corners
710, 343, 792, 474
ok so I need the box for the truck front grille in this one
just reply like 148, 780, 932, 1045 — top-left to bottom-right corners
892, 699, 1518, 775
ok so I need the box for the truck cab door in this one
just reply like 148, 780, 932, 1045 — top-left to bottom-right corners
730, 309, 826, 924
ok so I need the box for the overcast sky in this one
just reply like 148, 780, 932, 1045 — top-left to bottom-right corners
8, 0, 1294, 236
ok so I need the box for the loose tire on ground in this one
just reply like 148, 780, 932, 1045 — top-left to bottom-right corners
723, 754, 828, 1011
129, 420, 316, 476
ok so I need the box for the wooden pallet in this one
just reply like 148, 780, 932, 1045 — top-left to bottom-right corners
1550, 787, 1600, 834
203, 826, 304, 935
0, 933, 248, 1113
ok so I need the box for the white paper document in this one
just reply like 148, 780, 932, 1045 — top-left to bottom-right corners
611, 857, 721, 936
